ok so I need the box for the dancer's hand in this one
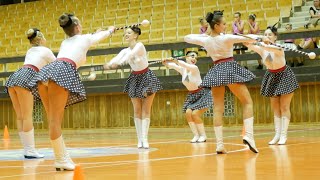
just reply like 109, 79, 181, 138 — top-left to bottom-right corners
108, 26, 116, 33
103, 63, 111, 70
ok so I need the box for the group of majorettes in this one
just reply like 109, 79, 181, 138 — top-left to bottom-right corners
5, 10, 298, 171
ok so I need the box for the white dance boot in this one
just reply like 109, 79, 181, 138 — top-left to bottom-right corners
141, 118, 150, 149
134, 118, 143, 148
269, 116, 281, 145
278, 117, 290, 145
242, 117, 259, 153
51, 135, 75, 171
20, 129, 44, 159
214, 126, 227, 154
196, 123, 207, 143
188, 122, 199, 143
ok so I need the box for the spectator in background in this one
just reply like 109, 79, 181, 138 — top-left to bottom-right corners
233, 12, 247, 68
199, 18, 208, 34
283, 24, 304, 67
309, 0, 320, 26
297, 23, 318, 66
247, 14, 263, 69
199, 18, 208, 52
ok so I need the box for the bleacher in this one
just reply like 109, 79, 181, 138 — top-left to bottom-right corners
0, 0, 294, 58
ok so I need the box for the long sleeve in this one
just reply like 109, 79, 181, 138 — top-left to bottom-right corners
127, 42, 145, 62
176, 60, 198, 72
224, 34, 258, 44
184, 34, 208, 46
108, 48, 128, 66
88, 30, 112, 45
166, 62, 183, 74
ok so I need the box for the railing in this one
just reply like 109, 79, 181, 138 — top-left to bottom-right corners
0, 29, 320, 98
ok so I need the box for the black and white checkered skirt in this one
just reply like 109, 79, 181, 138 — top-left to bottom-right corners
124, 68, 162, 98
28, 60, 86, 108
201, 61, 256, 87
182, 88, 213, 112
261, 66, 299, 97
4, 67, 37, 95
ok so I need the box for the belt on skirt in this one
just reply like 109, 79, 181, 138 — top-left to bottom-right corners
57, 58, 77, 68
189, 87, 203, 94
132, 67, 149, 74
268, 66, 286, 73
214, 57, 234, 64
23, 64, 39, 72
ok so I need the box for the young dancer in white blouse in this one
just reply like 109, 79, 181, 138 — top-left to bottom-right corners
5, 28, 55, 159
105, 26, 162, 149
29, 13, 115, 171
243, 25, 299, 145
163, 51, 212, 143
184, 11, 267, 154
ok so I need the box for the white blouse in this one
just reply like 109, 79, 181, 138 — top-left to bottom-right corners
167, 60, 202, 91
24, 46, 56, 69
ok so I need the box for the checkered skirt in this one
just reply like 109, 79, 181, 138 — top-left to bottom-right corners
124, 69, 162, 98
182, 88, 213, 112
201, 61, 256, 87
4, 67, 38, 97
261, 66, 299, 97
28, 60, 86, 108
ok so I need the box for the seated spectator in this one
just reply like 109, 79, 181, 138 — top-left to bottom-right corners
297, 24, 318, 66
233, 12, 247, 68
199, 18, 208, 34
309, 0, 320, 26
247, 14, 263, 69
283, 24, 304, 67
199, 18, 208, 52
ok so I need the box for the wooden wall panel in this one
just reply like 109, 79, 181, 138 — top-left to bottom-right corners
0, 83, 319, 130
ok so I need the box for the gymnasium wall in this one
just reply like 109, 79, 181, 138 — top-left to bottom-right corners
0, 82, 319, 130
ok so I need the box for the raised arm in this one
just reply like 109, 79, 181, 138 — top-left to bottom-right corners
176, 60, 198, 72
165, 61, 183, 75
224, 34, 259, 44
184, 34, 208, 46
107, 48, 128, 68
89, 28, 114, 45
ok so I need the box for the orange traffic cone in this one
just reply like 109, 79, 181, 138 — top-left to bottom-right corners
241, 126, 245, 137
3, 125, 10, 140
73, 164, 85, 180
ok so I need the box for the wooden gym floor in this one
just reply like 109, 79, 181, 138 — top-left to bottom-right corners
0, 124, 319, 180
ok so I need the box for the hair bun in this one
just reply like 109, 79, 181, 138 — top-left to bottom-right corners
59, 13, 74, 28
206, 12, 214, 23
27, 29, 35, 38
213, 10, 224, 16
131, 26, 141, 35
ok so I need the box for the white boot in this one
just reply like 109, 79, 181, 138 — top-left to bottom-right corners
243, 117, 259, 153
278, 117, 290, 145
51, 135, 75, 171
196, 123, 207, 143
22, 128, 44, 159
214, 126, 227, 154
134, 118, 143, 148
188, 122, 199, 143
141, 118, 150, 149
269, 116, 281, 145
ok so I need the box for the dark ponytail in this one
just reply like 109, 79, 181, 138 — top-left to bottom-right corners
206, 10, 224, 30
267, 21, 279, 36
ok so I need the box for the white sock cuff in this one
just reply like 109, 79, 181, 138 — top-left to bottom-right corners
214, 126, 223, 131
244, 117, 254, 122
274, 116, 281, 120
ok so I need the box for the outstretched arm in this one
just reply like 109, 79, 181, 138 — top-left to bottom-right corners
184, 34, 208, 46
89, 26, 115, 45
